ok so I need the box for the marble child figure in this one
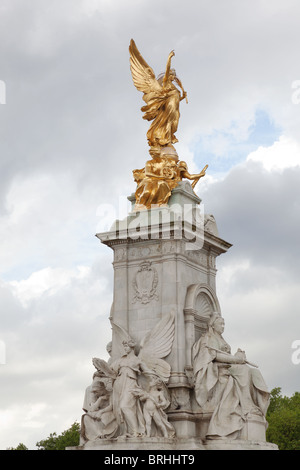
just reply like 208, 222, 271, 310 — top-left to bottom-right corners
133, 375, 175, 438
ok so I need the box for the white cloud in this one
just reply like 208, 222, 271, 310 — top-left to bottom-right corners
9, 266, 91, 307
0, 170, 106, 279
1, 0, 300, 451
0, 258, 113, 449
247, 135, 300, 171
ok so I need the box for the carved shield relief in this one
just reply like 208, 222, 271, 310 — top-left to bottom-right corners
132, 261, 159, 304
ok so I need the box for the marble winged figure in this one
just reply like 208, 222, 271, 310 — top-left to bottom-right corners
90, 313, 175, 438
129, 39, 187, 149
93, 312, 175, 382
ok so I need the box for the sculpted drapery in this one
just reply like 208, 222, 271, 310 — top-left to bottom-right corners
80, 314, 176, 441
192, 314, 270, 440
129, 39, 187, 148
129, 39, 207, 210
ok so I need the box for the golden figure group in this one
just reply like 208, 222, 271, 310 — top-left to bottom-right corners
129, 39, 208, 210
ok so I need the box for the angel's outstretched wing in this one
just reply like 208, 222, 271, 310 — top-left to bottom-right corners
129, 39, 163, 104
138, 313, 175, 383
92, 357, 116, 379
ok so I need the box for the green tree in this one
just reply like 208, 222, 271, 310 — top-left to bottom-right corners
7, 443, 28, 450
36, 421, 80, 450
266, 388, 300, 450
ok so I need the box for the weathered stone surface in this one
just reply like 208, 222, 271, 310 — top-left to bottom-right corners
72, 182, 277, 450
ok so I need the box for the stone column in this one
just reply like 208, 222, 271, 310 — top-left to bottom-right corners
96, 182, 232, 438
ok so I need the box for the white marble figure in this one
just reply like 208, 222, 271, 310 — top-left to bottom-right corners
192, 313, 270, 440
80, 375, 118, 442
82, 313, 175, 440
80, 342, 118, 443
134, 375, 175, 438
82, 341, 112, 413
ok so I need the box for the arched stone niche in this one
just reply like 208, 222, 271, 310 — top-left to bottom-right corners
184, 284, 221, 368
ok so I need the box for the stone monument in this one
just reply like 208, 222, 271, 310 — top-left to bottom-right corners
68, 40, 278, 450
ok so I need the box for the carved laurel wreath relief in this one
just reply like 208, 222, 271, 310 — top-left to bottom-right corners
132, 261, 159, 304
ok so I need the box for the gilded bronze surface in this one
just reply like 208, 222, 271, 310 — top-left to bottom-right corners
133, 149, 208, 211
129, 39, 187, 148
129, 39, 207, 210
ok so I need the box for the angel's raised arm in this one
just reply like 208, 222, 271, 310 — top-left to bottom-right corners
163, 50, 175, 87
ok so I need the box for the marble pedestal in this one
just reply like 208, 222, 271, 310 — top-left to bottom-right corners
96, 183, 231, 416
70, 182, 277, 451
67, 438, 278, 451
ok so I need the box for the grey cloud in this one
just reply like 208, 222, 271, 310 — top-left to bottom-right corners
0, 256, 113, 436
202, 161, 300, 280
200, 160, 300, 396
1, 0, 300, 450
1, 0, 300, 205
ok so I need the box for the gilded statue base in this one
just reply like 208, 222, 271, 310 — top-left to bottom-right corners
132, 145, 208, 211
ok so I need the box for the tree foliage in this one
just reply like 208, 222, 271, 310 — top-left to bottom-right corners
35, 421, 80, 450
7, 443, 28, 450
266, 387, 300, 450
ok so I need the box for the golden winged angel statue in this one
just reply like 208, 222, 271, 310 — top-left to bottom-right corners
129, 39, 187, 149
129, 40, 208, 211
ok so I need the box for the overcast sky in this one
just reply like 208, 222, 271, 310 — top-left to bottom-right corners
1, 0, 300, 450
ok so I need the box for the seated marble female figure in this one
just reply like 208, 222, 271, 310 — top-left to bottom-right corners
192, 313, 270, 440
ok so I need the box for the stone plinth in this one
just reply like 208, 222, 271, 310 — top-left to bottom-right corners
96, 183, 231, 416
71, 181, 278, 451
203, 440, 278, 451
67, 438, 277, 451
67, 436, 205, 451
